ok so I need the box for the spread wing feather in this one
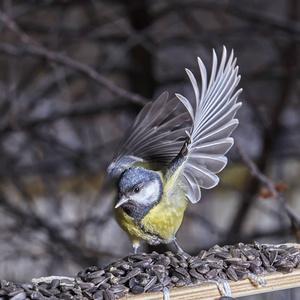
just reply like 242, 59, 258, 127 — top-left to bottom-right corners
107, 92, 189, 178
176, 46, 242, 203
108, 46, 242, 204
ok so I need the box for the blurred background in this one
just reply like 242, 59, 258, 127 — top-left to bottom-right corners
0, 1, 299, 298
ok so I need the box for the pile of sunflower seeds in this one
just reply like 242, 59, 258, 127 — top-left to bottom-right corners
1, 242, 300, 300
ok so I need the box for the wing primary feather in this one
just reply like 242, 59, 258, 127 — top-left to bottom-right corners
196, 57, 207, 107
109, 92, 190, 176
185, 68, 200, 110
175, 93, 195, 122
176, 46, 242, 203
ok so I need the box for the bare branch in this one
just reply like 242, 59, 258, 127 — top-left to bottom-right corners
0, 9, 148, 105
155, 1, 300, 35
236, 141, 300, 226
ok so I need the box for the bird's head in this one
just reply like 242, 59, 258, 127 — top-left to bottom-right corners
115, 167, 163, 220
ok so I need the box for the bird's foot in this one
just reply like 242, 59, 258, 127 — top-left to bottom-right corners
173, 239, 191, 259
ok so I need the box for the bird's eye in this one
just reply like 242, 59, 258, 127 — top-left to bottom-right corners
134, 186, 140, 193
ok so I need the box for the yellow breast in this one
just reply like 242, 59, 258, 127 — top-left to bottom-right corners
141, 183, 187, 243
114, 168, 188, 247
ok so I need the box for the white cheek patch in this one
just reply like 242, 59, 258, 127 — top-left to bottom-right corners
131, 180, 161, 206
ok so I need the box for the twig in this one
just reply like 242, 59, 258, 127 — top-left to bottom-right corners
0, 99, 136, 133
155, 1, 300, 35
0, 10, 148, 105
235, 141, 300, 226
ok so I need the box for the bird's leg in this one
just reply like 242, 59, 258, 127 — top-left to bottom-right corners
133, 245, 139, 254
173, 239, 184, 253
173, 239, 191, 259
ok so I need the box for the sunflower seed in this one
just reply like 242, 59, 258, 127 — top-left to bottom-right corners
127, 267, 141, 279
241, 250, 255, 261
147, 283, 164, 293
260, 253, 270, 267
147, 253, 159, 261
189, 268, 205, 280
128, 278, 136, 289
226, 267, 238, 281
136, 277, 149, 286
91, 276, 109, 285
288, 247, 300, 256
49, 280, 59, 289
11, 292, 27, 300
225, 257, 242, 264
230, 248, 241, 258
30, 291, 43, 300
276, 266, 293, 273
175, 280, 186, 288
88, 270, 105, 279
250, 248, 260, 258
132, 260, 151, 268
119, 263, 131, 271
250, 259, 262, 267
273, 258, 287, 267
147, 264, 164, 272
8, 288, 24, 297
218, 271, 228, 280
198, 250, 208, 259
113, 260, 125, 269
189, 259, 204, 269
205, 268, 220, 280
209, 261, 224, 269
155, 257, 171, 267
115, 292, 126, 299
83, 290, 92, 298
249, 264, 261, 274
136, 273, 150, 280
253, 241, 261, 249
171, 275, 179, 283
215, 251, 232, 259
169, 256, 179, 268
129, 254, 151, 261
162, 276, 172, 286
109, 275, 120, 285
103, 290, 115, 300
231, 261, 250, 269
196, 264, 210, 274
266, 266, 276, 273
175, 267, 190, 278
93, 290, 104, 300
154, 270, 165, 283
130, 284, 144, 294
47, 288, 60, 296
59, 293, 72, 299
144, 276, 157, 292
38, 287, 53, 297
104, 283, 113, 290
110, 269, 125, 277
235, 269, 248, 280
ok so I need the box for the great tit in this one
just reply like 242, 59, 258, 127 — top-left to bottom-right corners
107, 47, 242, 253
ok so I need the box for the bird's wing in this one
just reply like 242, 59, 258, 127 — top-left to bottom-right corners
175, 46, 242, 203
107, 92, 190, 179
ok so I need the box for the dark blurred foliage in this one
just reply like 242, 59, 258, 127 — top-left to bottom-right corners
0, 0, 299, 286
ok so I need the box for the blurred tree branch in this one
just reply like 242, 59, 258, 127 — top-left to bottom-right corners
235, 141, 300, 227
227, 0, 298, 236
0, 9, 148, 105
155, 0, 300, 35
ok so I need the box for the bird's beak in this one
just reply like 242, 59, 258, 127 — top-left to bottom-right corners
115, 196, 129, 209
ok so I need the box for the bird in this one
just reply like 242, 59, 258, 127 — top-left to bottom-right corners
107, 46, 242, 254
